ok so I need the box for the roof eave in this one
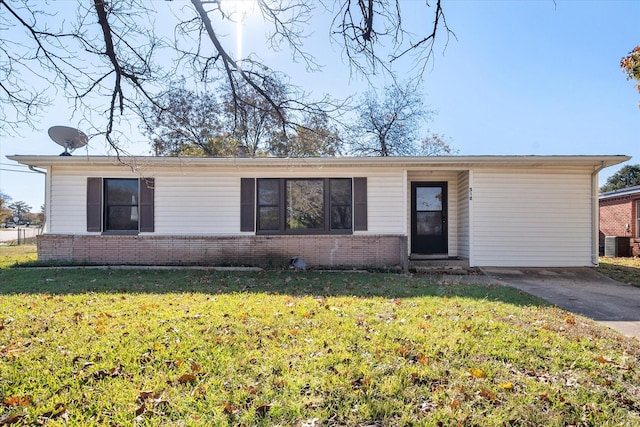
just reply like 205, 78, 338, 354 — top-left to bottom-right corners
6, 154, 631, 170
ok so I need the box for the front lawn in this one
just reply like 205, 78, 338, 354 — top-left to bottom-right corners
0, 242, 37, 269
0, 266, 638, 426
598, 257, 640, 288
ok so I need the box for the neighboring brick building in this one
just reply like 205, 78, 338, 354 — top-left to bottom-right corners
599, 185, 640, 256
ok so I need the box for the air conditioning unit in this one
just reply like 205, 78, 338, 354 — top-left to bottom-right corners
604, 236, 631, 258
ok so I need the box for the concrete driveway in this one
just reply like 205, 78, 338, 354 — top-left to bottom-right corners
481, 267, 640, 340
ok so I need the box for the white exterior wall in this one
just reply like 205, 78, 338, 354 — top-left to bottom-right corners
154, 174, 239, 235
49, 166, 94, 233
457, 171, 470, 259
366, 172, 405, 234
47, 165, 406, 235
470, 168, 594, 267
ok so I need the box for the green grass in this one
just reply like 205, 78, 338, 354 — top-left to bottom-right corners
598, 257, 640, 288
0, 246, 639, 425
0, 242, 37, 269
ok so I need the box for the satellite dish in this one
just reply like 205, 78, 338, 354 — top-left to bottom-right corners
48, 126, 88, 156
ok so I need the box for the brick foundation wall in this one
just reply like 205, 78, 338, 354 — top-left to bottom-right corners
37, 234, 408, 270
599, 195, 639, 256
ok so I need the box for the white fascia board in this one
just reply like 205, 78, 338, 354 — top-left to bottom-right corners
7, 154, 632, 171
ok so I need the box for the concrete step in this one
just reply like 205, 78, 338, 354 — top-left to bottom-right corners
408, 258, 472, 275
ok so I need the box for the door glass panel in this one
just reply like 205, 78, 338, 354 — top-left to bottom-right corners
416, 187, 442, 211
416, 212, 442, 236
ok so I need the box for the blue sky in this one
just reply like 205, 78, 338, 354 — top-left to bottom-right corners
1, 0, 639, 211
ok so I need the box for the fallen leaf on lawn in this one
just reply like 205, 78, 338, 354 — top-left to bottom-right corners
2, 395, 30, 407
39, 403, 67, 421
498, 382, 514, 390
191, 385, 207, 398
469, 368, 486, 379
223, 402, 237, 415
190, 360, 202, 373
418, 323, 431, 330
351, 376, 371, 390
177, 373, 197, 384
135, 390, 170, 416
135, 402, 147, 417
299, 417, 320, 427
398, 343, 414, 356
478, 387, 496, 401
419, 400, 438, 413
255, 402, 272, 416
137, 390, 163, 403
0, 413, 25, 425
565, 316, 576, 325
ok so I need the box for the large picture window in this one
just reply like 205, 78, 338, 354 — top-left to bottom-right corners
256, 178, 353, 234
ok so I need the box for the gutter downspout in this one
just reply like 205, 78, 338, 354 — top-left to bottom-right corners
28, 166, 46, 175
591, 162, 606, 266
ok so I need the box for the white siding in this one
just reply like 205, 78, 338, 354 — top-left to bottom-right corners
471, 169, 593, 267
47, 165, 407, 235
154, 175, 240, 235
457, 171, 470, 259
49, 170, 88, 233
367, 172, 405, 234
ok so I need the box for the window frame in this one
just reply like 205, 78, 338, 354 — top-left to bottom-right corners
103, 178, 140, 234
636, 199, 640, 238
86, 177, 154, 235
256, 178, 353, 235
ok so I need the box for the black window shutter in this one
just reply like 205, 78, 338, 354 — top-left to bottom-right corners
353, 177, 367, 231
87, 177, 102, 232
240, 178, 255, 232
139, 178, 155, 232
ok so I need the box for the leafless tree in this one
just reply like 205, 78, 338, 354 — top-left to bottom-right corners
348, 82, 456, 156
349, 82, 427, 156
0, 0, 452, 152
141, 86, 233, 156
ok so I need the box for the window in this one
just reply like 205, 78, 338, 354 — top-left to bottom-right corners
104, 179, 139, 231
257, 179, 280, 231
87, 177, 154, 233
637, 200, 640, 238
255, 178, 354, 234
286, 179, 325, 230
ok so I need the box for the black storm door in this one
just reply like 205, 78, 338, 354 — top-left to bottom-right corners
411, 182, 448, 255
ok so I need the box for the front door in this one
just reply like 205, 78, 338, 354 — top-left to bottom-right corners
411, 182, 447, 255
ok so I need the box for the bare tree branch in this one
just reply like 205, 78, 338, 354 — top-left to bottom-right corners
1, 0, 451, 151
